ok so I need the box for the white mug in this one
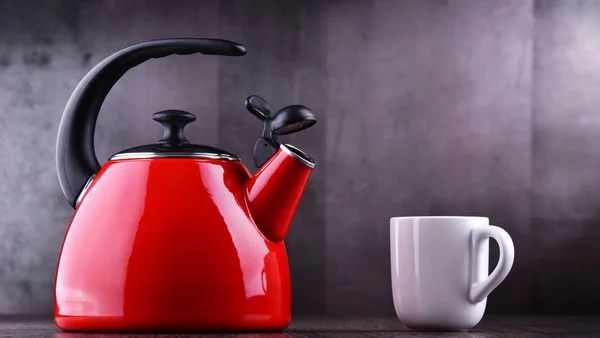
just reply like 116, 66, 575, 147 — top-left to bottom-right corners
390, 216, 515, 331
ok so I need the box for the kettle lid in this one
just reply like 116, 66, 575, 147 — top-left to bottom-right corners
110, 109, 239, 161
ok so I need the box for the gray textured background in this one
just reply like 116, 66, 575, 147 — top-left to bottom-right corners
0, 0, 599, 315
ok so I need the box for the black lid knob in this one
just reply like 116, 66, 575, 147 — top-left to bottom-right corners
152, 110, 196, 145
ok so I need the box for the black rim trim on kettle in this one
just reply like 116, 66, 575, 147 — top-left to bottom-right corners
56, 38, 247, 208
109, 152, 240, 161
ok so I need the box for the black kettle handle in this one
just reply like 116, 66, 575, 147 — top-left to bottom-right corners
56, 38, 246, 208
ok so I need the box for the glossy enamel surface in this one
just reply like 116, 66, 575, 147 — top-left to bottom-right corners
246, 146, 313, 242
55, 158, 294, 332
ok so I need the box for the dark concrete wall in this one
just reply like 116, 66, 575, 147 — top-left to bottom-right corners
0, 0, 598, 315
532, 0, 600, 314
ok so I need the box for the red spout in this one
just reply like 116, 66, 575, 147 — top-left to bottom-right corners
245, 144, 315, 243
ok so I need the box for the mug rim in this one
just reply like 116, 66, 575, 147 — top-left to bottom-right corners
390, 216, 489, 222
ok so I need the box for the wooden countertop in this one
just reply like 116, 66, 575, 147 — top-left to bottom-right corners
0, 316, 598, 337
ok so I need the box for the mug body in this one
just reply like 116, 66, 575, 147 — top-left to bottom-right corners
390, 216, 489, 331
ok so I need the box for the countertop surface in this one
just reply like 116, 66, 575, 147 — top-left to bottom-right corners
0, 316, 598, 337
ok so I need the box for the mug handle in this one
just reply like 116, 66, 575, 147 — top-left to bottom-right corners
468, 225, 515, 303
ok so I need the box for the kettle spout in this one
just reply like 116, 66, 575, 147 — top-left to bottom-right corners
245, 144, 315, 243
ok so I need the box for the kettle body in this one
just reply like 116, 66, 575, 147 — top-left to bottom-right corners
55, 159, 291, 331
54, 38, 317, 332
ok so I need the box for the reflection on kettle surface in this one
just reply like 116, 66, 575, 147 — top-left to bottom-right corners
54, 285, 100, 316
201, 164, 269, 300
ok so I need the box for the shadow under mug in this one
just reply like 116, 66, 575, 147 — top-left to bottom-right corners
390, 216, 515, 331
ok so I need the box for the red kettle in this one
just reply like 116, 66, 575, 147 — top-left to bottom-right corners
54, 38, 317, 332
